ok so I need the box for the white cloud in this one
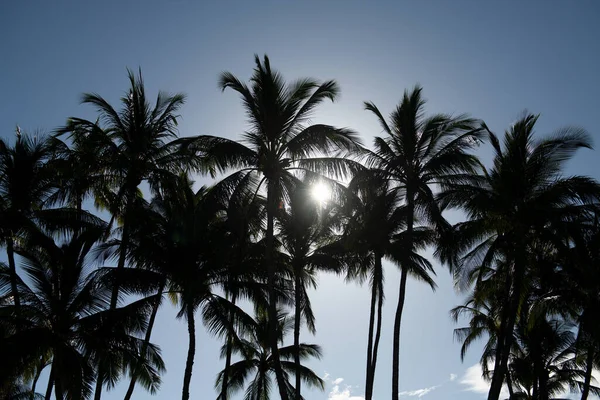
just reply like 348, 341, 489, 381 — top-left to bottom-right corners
450, 373, 458, 381
399, 386, 439, 397
460, 364, 509, 399
326, 376, 365, 400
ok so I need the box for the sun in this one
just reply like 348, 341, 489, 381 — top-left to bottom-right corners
310, 181, 331, 205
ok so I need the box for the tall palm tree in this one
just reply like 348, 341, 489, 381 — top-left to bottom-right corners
124, 175, 254, 400
0, 220, 165, 400
342, 170, 414, 400
210, 179, 269, 400
58, 69, 189, 398
276, 178, 345, 399
364, 86, 482, 400
215, 309, 324, 400
182, 54, 363, 400
0, 132, 54, 320
437, 114, 600, 400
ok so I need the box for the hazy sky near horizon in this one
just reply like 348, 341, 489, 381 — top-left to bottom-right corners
2, 1, 600, 399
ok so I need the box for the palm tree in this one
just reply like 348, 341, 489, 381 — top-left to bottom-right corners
276, 178, 345, 399
437, 114, 600, 400
0, 220, 165, 400
58, 69, 189, 398
209, 180, 270, 400
341, 170, 418, 400
0, 132, 54, 320
124, 175, 255, 400
364, 86, 482, 400
215, 309, 325, 400
181, 54, 363, 400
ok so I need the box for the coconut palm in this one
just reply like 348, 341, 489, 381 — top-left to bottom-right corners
0, 220, 165, 400
0, 132, 54, 320
364, 86, 482, 400
437, 114, 600, 400
58, 69, 189, 398
215, 309, 324, 400
181, 54, 363, 400
341, 170, 419, 400
276, 178, 345, 399
123, 174, 257, 400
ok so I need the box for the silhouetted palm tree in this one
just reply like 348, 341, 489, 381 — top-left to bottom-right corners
181, 54, 362, 400
437, 114, 600, 400
342, 170, 409, 400
0, 132, 54, 321
276, 178, 345, 399
0, 221, 164, 400
58, 69, 188, 399
215, 309, 324, 400
364, 86, 482, 400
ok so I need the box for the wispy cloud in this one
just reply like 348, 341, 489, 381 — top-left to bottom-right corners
459, 364, 509, 398
399, 386, 439, 397
450, 373, 458, 381
333, 378, 344, 385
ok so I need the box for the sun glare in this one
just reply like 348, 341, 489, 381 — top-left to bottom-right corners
311, 181, 331, 205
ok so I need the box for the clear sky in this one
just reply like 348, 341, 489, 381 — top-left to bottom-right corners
2, 1, 600, 399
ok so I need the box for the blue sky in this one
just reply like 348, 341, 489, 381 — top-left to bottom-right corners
2, 1, 599, 399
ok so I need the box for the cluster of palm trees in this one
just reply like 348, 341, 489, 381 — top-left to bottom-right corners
1, 55, 598, 400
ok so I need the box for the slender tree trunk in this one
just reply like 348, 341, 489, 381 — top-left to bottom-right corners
220, 293, 237, 400
182, 303, 196, 400
96, 189, 135, 400
371, 259, 384, 395
30, 358, 45, 397
7, 236, 21, 313
54, 377, 64, 400
505, 369, 514, 399
44, 364, 55, 400
265, 184, 289, 400
364, 269, 377, 400
581, 347, 594, 400
392, 194, 414, 400
488, 263, 525, 400
124, 281, 165, 400
294, 270, 302, 400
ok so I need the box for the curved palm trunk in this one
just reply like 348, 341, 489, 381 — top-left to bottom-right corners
96, 189, 135, 400
364, 271, 377, 400
182, 303, 196, 400
488, 262, 525, 400
124, 282, 165, 400
220, 294, 238, 400
44, 364, 55, 400
294, 271, 302, 400
581, 347, 594, 400
265, 184, 290, 400
365, 256, 383, 400
392, 194, 414, 400
371, 261, 384, 395
54, 378, 64, 400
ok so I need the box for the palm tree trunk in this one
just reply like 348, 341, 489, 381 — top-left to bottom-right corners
505, 369, 514, 398
54, 378, 64, 400
30, 358, 45, 397
581, 347, 594, 400
366, 256, 383, 400
220, 293, 237, 400
182, 303, 196, 400
294, 271, 302, 400
124, 282, 165, 400
44, 364, 55, 400
392, 194, 414, 400
488, 263, 524, 400
7, 236, 21, 314
364, 270, 377, 400
371, 260, 384, 395
96, 189, 135, 400
265, 184, 290, 400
